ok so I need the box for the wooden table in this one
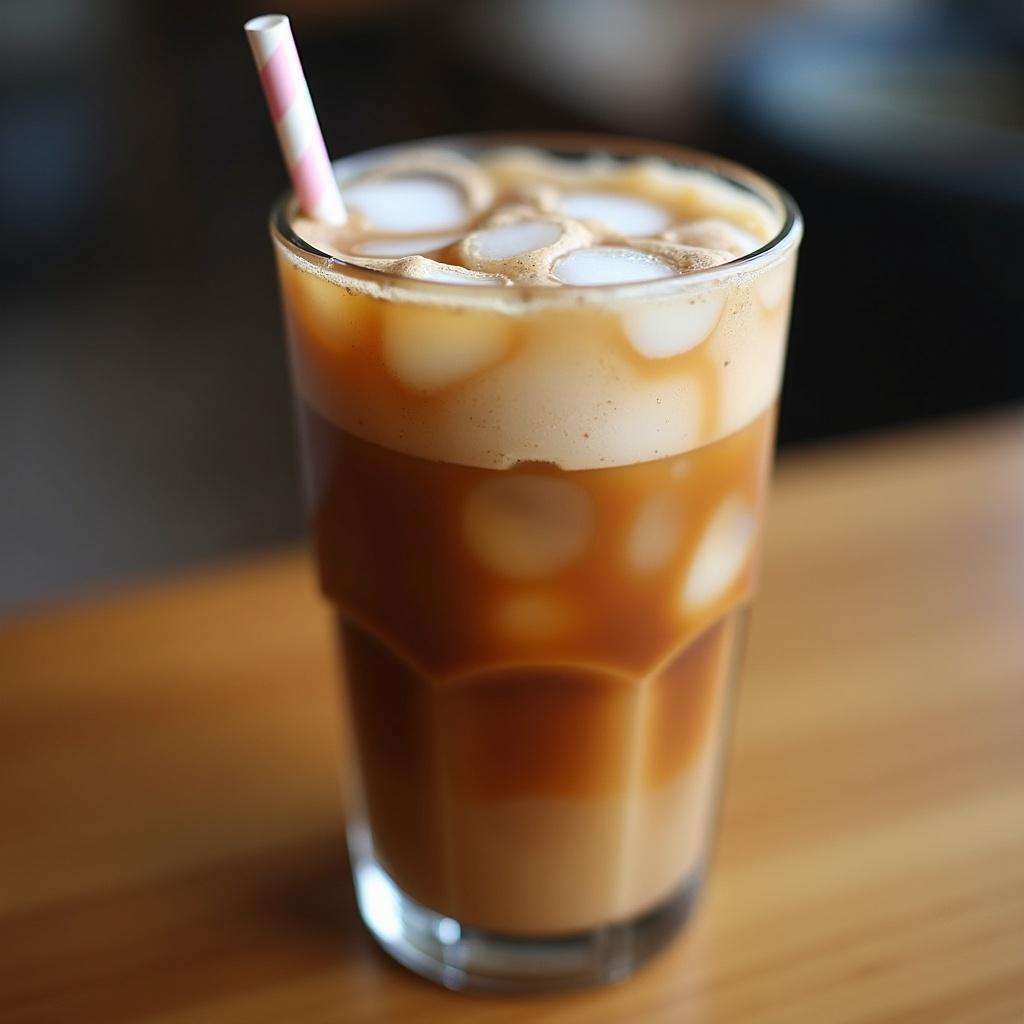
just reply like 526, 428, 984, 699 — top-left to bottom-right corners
2, 412, 1023, 1023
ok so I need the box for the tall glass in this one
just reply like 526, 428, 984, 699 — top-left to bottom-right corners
269, 135, 801, 992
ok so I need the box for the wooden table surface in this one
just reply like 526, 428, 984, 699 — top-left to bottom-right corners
2, 411, 1023, 1024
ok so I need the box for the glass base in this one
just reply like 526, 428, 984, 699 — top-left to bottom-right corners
348, 826, 702, 994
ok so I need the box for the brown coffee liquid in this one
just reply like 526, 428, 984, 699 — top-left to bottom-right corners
275, 142, 795, 935
300, 403, 771, 933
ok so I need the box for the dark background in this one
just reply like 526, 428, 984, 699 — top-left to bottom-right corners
2, 0, 1022, 608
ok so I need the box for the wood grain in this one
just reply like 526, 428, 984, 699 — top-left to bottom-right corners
1, 411, 1023, 1023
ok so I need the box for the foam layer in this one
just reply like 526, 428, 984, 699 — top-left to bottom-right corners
558, 190, 673, 236
291, 146, 782, 290
277, 143, 798, 469
664, 218, 762, 257
341, 148, 493, 233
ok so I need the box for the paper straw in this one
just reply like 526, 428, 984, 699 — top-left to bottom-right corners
245, 14, 347, 224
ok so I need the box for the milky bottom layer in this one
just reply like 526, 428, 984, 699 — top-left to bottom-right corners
338, 612, 740, 935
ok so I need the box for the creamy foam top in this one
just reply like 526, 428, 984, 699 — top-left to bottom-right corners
276, 143, 799, 470
290, 146, 782, 294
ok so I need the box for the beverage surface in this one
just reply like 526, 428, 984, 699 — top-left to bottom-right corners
292, 146, 780, 289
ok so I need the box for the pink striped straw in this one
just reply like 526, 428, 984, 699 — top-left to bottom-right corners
245, 14, 347, 224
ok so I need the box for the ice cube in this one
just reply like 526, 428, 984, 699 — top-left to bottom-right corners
627, 493, 682, 574
351, 233, 462, 257
552, 246, 677, 286
558, 191, 672, 236
285, 259, 375, 348
343, 177, 470, 233
459, 216, 592, 284
622, 290, 726, 359
681, 498, 756, 611
462, 474, 594, 581
468, 221, 563, 260
382, 301, 513, 393
665, 219, 762, 258
342, 149, 493, 233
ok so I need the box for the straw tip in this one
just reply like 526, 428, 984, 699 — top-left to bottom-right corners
245, 13, 289, 35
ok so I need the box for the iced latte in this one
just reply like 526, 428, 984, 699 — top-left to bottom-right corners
270, 135, 801, 990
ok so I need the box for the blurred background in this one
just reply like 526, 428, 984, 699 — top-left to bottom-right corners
1, 0, 1022, 609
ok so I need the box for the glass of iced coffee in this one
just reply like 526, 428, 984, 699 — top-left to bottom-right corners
269, 134, 801, 992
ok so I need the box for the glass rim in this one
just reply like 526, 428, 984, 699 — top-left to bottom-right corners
270, 131, 803, 304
